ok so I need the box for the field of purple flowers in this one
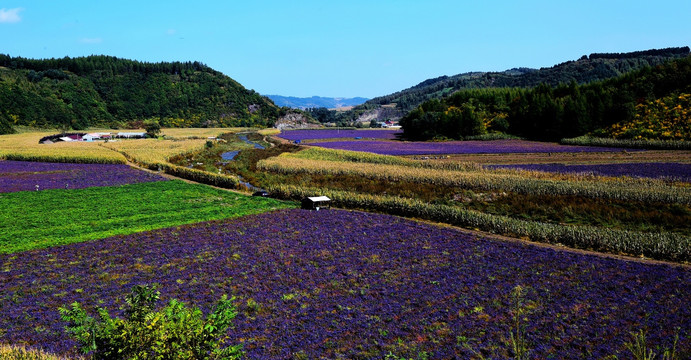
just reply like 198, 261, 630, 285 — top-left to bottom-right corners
488, 162, 691, 182
1, 209, 687, 359
279, 129, 402, 141
0, 160, 167, 193
307, 139, 638, 156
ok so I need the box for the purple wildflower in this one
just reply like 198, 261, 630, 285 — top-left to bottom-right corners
0, 160, 168, 193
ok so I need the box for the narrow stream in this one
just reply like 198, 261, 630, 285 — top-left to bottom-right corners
221, 150, 240, 161
219, 133, 267, 192
220, 134, 266, 161
238, 134, 266, 149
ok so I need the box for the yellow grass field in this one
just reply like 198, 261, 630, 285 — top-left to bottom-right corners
161, 127, 252, 138
100, 138, 207, 165
258, 149, 690, 205
0, 132, 126, 164
0, 128, 249, 165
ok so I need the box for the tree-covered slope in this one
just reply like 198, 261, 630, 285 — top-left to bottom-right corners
349, 47, 690, 120
0, 55, 279, 134
399, 54, 691, 141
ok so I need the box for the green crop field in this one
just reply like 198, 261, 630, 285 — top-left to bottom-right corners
0, 180, 294, 254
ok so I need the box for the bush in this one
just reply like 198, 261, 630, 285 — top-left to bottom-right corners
59, 284, 243, 360
143, 119, 161, 138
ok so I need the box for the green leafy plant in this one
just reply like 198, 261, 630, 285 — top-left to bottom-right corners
59, 284, 243, 360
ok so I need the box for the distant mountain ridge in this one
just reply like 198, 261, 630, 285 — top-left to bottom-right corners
347, 46, 690, 122
266, 95, 369, 109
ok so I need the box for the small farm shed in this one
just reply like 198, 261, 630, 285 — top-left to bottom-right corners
117, 132, 147, 139
83, 132, 113, 141
301, 196, 331, 210
83, 133, 101, 142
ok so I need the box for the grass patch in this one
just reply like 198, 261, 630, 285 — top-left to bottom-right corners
0, 180, 294, 254
0, 344, 76, 360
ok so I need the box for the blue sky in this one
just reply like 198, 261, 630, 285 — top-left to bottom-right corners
1, 1, 689, 98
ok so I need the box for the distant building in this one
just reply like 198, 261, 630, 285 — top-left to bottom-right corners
117, 132, 147, 138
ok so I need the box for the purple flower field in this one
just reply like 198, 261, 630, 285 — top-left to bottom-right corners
1, 209, 687, 359
279, 129, 403, 141
0, 160, 167, 193
307, 139, 638, 155
488, 162, 691, 182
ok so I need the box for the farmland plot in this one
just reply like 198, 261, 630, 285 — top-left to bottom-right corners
0, 209, 688, 359
169, 140, 690, 260
278, 129, 402, 141
0, 180, 293, 253
0, 160, 168, 193
0, 132, 126, 164
487, 162, 691, 182
305, 139, 639, 156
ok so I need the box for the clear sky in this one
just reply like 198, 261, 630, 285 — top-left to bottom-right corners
1, 1, 689, 98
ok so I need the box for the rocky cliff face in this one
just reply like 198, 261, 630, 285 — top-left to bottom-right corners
274, 111, 321, 130
355, 105, 405, 123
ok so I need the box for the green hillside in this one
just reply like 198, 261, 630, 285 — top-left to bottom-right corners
345, 47, 690, 122
0, 55, 279, 134
400, 54, 691, 141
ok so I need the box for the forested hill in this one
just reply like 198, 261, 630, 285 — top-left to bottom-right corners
399, 54, 691, 142
0, 55, 279, 134
351, 47, 690, 118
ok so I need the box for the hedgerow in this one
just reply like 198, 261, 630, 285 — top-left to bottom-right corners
561, 135, 691, 150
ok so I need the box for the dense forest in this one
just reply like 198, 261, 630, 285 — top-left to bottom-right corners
0, 55, 279, 134
345, 47, 690, 122
399, 55, 691, 141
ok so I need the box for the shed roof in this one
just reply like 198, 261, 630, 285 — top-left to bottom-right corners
118, 132, 146, 136
306, 196, 330, 202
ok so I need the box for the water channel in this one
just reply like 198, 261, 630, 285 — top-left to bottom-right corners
219, 134, 267, 191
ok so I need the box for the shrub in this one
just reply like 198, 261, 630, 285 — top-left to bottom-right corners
143, 120, 161, 138
59, 284, 243, 360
